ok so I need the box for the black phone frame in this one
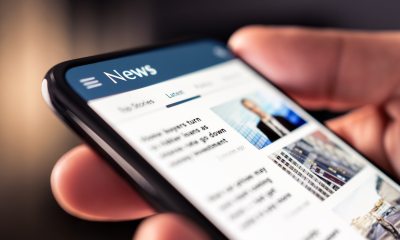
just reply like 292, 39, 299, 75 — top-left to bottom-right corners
44, 38, 400, 239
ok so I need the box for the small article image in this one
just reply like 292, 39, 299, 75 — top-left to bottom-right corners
334, 175, 400, 240
268, 130, 364, 200
212, 92, 306, 149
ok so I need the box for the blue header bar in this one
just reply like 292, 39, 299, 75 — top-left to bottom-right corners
66, 40, 234, 101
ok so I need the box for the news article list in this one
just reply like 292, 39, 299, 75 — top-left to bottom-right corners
135, 115, 317, 236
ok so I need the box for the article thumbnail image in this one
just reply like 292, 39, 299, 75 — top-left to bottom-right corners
334, 175, 400, 240
211, 92, 306, 149
268, 131, 364, 201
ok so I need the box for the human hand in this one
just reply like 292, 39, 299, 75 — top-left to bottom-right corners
51, 26, 400, 239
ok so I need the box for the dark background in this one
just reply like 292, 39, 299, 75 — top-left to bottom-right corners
1, 0, 400, 239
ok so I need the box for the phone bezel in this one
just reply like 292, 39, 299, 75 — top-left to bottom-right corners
44, 38, 399, 239
45, 38, 230, 239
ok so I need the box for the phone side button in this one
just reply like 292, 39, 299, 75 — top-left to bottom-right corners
41, 79, 56, 112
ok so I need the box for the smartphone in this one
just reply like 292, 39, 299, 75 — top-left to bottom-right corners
42, 39, 400, 240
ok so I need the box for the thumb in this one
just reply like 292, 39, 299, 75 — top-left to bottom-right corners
229, 26, 400, 110
134, 214, 209, 240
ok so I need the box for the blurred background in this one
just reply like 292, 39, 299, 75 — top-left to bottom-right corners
1, 0, 400, 239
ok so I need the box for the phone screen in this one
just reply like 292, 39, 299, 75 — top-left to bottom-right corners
65, 40, 400, 239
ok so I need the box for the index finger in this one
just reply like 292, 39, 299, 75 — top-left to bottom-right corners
51, 145, 155, 221
229, 26, 400, 110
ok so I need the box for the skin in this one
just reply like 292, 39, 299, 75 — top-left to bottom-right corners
51, 26, 400, 239
241, 98, 270, 119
